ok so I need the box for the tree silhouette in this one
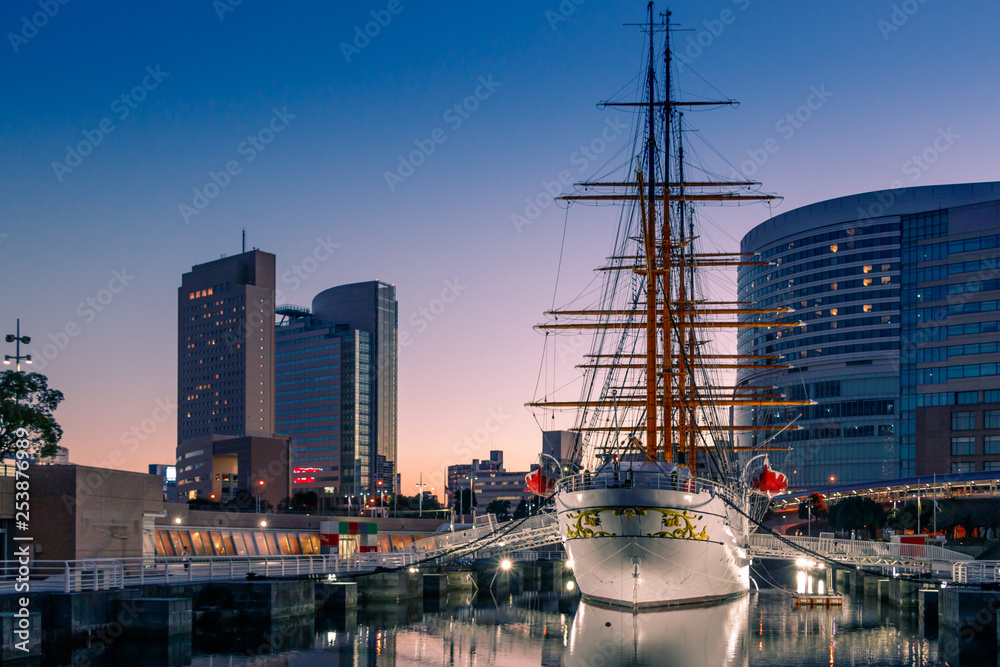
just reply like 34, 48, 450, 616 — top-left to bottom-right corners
454, 488, 477, 515
485, 499, 511, 521
0, 371, 64, 459
827, 496, 886, 537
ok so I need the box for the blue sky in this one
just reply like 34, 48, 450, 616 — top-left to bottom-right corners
2, 0, 999, 495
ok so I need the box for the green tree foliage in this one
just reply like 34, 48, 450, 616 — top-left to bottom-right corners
214, 490, 272, 513
827, 496, 886, 536
513, 498, 530, 520
936, 498, 1000, 538
485, 499, 511, 521
0, 371, 64, 459
454, 488, 477, 515
282, 491, 318, 512
394, 493, 442, 514
797, 493, 828, 520
886, 500, 933, 533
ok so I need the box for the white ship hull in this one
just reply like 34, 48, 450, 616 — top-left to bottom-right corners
556, 480, 750, 608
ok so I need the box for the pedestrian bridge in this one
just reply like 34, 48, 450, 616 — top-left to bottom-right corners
6, 515, 974, 594
0, 552, 419, 594
405, 512, 974, 576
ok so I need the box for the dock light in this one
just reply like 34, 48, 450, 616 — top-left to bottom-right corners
566, 558, 574, 569
174, 517, 182, 525
259, 520, 267, 528
500, 559, 512, 571
566, 581, 575, 591
409, 567, 417, 574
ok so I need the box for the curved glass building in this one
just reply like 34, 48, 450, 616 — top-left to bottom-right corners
738, 182, 1000, 490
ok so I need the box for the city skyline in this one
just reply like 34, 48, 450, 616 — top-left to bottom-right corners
3, 2, 1000, 495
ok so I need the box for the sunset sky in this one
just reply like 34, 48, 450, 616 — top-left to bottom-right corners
2, 1, 1000, 496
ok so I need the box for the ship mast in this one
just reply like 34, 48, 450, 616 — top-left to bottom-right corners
528, 3, 811, 475
644, 1, 660, 463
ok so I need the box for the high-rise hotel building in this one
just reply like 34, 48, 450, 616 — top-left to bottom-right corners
738, 183, 1000, 489
275, 281, 398, 503
178, 250, 276, 440
175, 250, 290, 506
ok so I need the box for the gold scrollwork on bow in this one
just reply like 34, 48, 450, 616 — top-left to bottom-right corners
647, 509, 710, 541
564, 509, 614, 539
564, 507, 709, 541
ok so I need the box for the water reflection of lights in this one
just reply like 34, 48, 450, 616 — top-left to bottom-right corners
796, 568, 825, 595
297, 591, 944, 665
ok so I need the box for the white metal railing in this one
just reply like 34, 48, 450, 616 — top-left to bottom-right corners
557, 470, 739, 500
404, 512, 561, 560
400, 514, 500, 558
750, 533, 973, 567
953, 560, 1000, 584
0, 552, 419, 594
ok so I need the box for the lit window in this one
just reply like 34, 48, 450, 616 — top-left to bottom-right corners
881, 276, 891, 285
863, 278, 873, 287
863, 304, 872, 313
863, 265, 872, 273
830, 244, 838, 253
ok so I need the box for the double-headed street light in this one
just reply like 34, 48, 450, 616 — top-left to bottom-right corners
3, 319, 32, 371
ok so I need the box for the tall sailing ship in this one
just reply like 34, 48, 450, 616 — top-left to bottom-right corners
527, 3, 808, 608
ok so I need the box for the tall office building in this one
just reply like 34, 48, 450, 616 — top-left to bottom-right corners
175, 250, 290, 506
275, 281, 397, 505
177, 250, 276, 441
737, 182, 1000, 489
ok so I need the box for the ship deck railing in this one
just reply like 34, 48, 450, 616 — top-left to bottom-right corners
556, 471, 743, 504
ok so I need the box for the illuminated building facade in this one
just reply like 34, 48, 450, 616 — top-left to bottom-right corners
738, 183, 1000, 488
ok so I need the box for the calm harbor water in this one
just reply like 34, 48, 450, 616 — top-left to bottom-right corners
47, 575, 992, 666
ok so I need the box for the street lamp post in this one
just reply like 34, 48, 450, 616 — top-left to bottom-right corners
256, 480, 265, 514
3, 319, 32, 371
377, 479, 383, 518
416, 472, 427, 518
469, 474, 476, 522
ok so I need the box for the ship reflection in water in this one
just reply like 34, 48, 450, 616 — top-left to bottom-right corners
567, 596, 749, 667
179, 585, 957, 667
